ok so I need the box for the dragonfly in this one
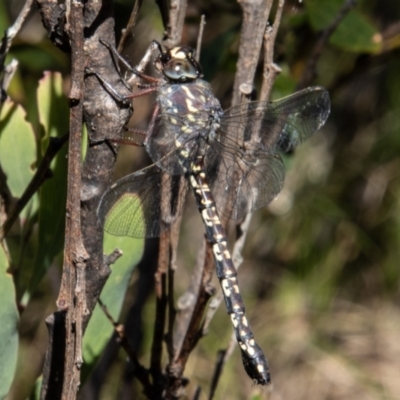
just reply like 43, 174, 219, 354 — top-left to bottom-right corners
96, 41, 331, 385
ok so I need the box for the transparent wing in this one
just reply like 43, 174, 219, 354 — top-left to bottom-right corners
208, 87, 330, 219
98, 163, 187, 238
220, 86, 330, 153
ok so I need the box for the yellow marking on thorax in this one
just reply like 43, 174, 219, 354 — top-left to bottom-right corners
181, 85, 196, 99
186, 98, 198, 113
181, 125, 193, 133
179, 149, 189, 158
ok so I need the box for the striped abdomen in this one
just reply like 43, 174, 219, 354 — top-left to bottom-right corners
189, 156, 271, 385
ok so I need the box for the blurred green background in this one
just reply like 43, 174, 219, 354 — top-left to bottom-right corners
1, 0, 400, 399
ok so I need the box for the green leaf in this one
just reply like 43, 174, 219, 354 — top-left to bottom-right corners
30, 73, 69, 293
307, 0, 343, 31
0, 246, 19, 399
330, 12, 381, 53
82, 234, 143, 376
0, 100, 36, 199
306, 0, 381, 53
37, 72, 69, 153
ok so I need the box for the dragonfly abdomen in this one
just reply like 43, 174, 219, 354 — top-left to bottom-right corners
190, 157, 271, 385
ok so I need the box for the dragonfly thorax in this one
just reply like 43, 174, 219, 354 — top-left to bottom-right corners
147, 80, 224, 175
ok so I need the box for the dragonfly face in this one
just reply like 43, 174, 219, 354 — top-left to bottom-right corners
154, 42, 203, 82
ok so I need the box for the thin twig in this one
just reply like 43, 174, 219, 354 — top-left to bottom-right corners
208, 338, 235, 400
208, 350, 225, 400
104, 249, 123, 266
0, 0, 34, 63
195, 15, 206, 62
150, 231, 168, 386
1, 134, 69, 239
0, 0, 34, 105
191, 386, 201, 400
152, 174, 186, 397
166, 191, 184, 360
0, 60, 18, 105
173, 240, 206, 351
117, 0, 143, 53
297, 0, 357, 89
167, 257, 177, 358
97, 299, 153, 397
259, 0, 284, 102
167, 246, 216, 397
143, 1, 189, 397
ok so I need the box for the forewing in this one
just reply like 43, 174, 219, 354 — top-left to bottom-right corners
210, 87, 330, 219
98, 163, 187, 238
220, 86, 330, 153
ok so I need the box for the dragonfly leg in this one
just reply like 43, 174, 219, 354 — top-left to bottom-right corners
106, 128, 146, 147
85, 68, 158, 104
103, 108, 159, 148
100, 39, 160, 85
143, 104, 160, 146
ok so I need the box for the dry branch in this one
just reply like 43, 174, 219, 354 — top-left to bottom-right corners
37, 0, 132, 397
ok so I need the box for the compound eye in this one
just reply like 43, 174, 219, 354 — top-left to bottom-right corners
163, 59, 199, 81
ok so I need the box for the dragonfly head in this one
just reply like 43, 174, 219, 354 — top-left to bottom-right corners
153, 41, 203, 83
